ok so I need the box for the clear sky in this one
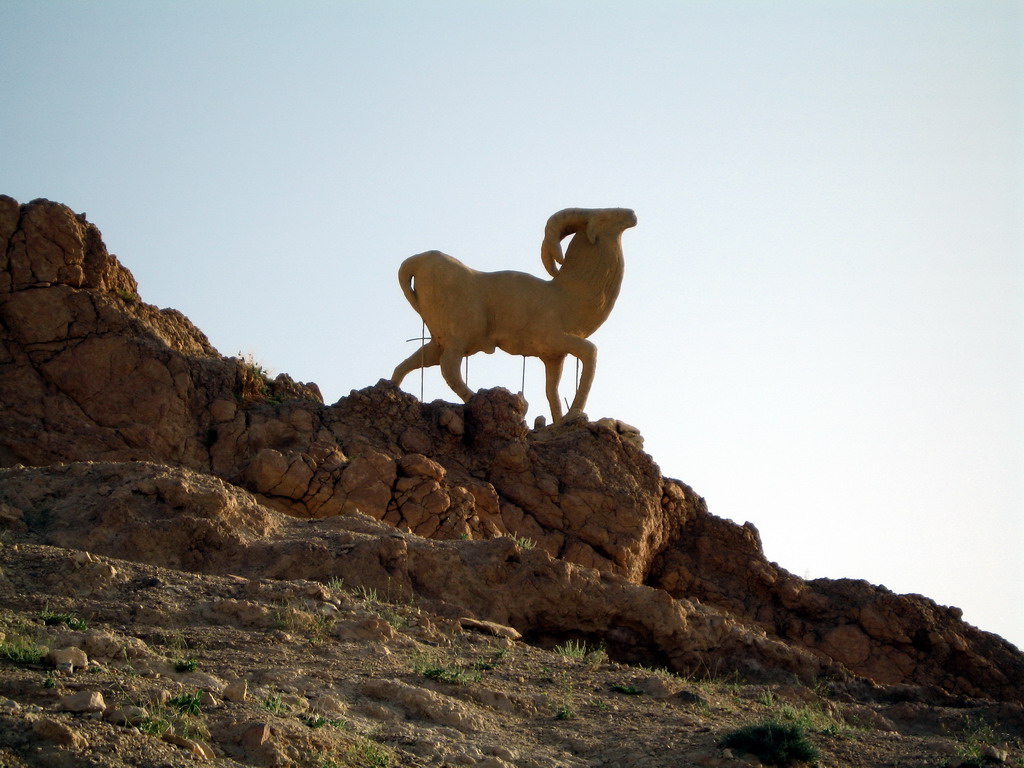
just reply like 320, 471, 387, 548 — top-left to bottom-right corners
3, 1, 1022, 649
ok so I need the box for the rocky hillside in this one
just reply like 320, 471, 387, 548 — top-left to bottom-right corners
1, 196, 1022, 768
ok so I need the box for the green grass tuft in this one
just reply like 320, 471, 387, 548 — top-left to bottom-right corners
168, 691, 203, 716
0, 637, 47, 665
610, 683, 645, 696
720, 721, 819, 767
38, 609, 87, 631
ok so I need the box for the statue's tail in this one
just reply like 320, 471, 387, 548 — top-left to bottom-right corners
397, 256, 420, 313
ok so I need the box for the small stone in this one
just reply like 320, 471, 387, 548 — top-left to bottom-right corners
179, 671, 226, 692
104, 705, 148, 726
333, 617, 396, 643
280, 694, 308, 713
637, 675, 679, 698
162, 733, 212, 759
981, 745, 1009, 763
223, 679, 248, 703
317, 603, 341, 618
32, 717, 86, 748
439, 407, 465, 435
458, 617, 521, 640
240, 722, 271, 749
71, 551, 96, 565
0, 698, 20, 713
59, 690, 106, 713
301, 581, 330, 600
485, 746, 517, 762
48, 647, 89, 672
309, 693, 347, 717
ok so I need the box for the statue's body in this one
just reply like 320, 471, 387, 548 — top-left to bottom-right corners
391, 207, 636, 424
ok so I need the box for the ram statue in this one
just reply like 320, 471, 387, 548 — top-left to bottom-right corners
390, 207, 636, 424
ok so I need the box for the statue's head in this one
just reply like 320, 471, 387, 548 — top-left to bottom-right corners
586, 208, 637, 243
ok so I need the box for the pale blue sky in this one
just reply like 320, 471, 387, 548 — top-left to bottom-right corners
3, 1, 1022, 648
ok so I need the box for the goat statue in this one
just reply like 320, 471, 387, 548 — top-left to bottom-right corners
390, 207, 637, 424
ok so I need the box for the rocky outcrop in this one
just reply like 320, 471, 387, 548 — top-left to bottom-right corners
0, 461, 836, 685
0, 196, 321, 469
646, 512, 1024, 701
2, 195, 1023, 705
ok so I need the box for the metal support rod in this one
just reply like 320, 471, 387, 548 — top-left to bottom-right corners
419, 320, 425, 402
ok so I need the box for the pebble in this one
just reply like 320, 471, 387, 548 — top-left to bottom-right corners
223, 678, 248, 703
104, 705, 148, 726
0, 698, 20, 713
240, 722, 271, 749
59, 690, 106, 713
32, 717, 86, 748
71, 551, 96, 565
280, 693, 308, 713
163, 733, 214, 759
485, 746, 517, 762
982, 745, 1010, 763
48, 647, 89, 673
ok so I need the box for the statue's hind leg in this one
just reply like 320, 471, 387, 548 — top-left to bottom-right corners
439, 346, 474, 403
391, 340, 442, 386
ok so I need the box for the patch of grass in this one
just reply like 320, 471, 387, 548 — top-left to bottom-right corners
554, 639, 587, 659
302, 714, 348, 730
165, 631, 205, 656
554, 704, 576, 720
174, 657, 198, 673
168, 691, 203, 716
511, 535, 536, 549
137, 714, 173, 737
239, 351, 271, 379
327, 577, 346, 591
610, 683, 645, 696
412, 649, 483, 686
352, 585, 379, 604
38, 608, 87, 631
720, 721, 819, 767
635, 664, 677, 678
554, 639, 605, 664
470, 644, 510, 671
776, 701, 846, 736
271, 603, 334, 639
419, 665, 481, 686
42, 672, 57, 689
262, 693, 290, 716
950, 716, 1006, 762
317, 735, 394, 768
0, 636, 46, 665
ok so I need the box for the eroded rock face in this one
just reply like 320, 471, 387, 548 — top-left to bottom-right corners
0, 196, 321, 468
2, 195, 1023, 704
0, 461, 834, 685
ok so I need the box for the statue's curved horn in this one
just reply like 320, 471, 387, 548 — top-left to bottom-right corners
541, 208, 592, 277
